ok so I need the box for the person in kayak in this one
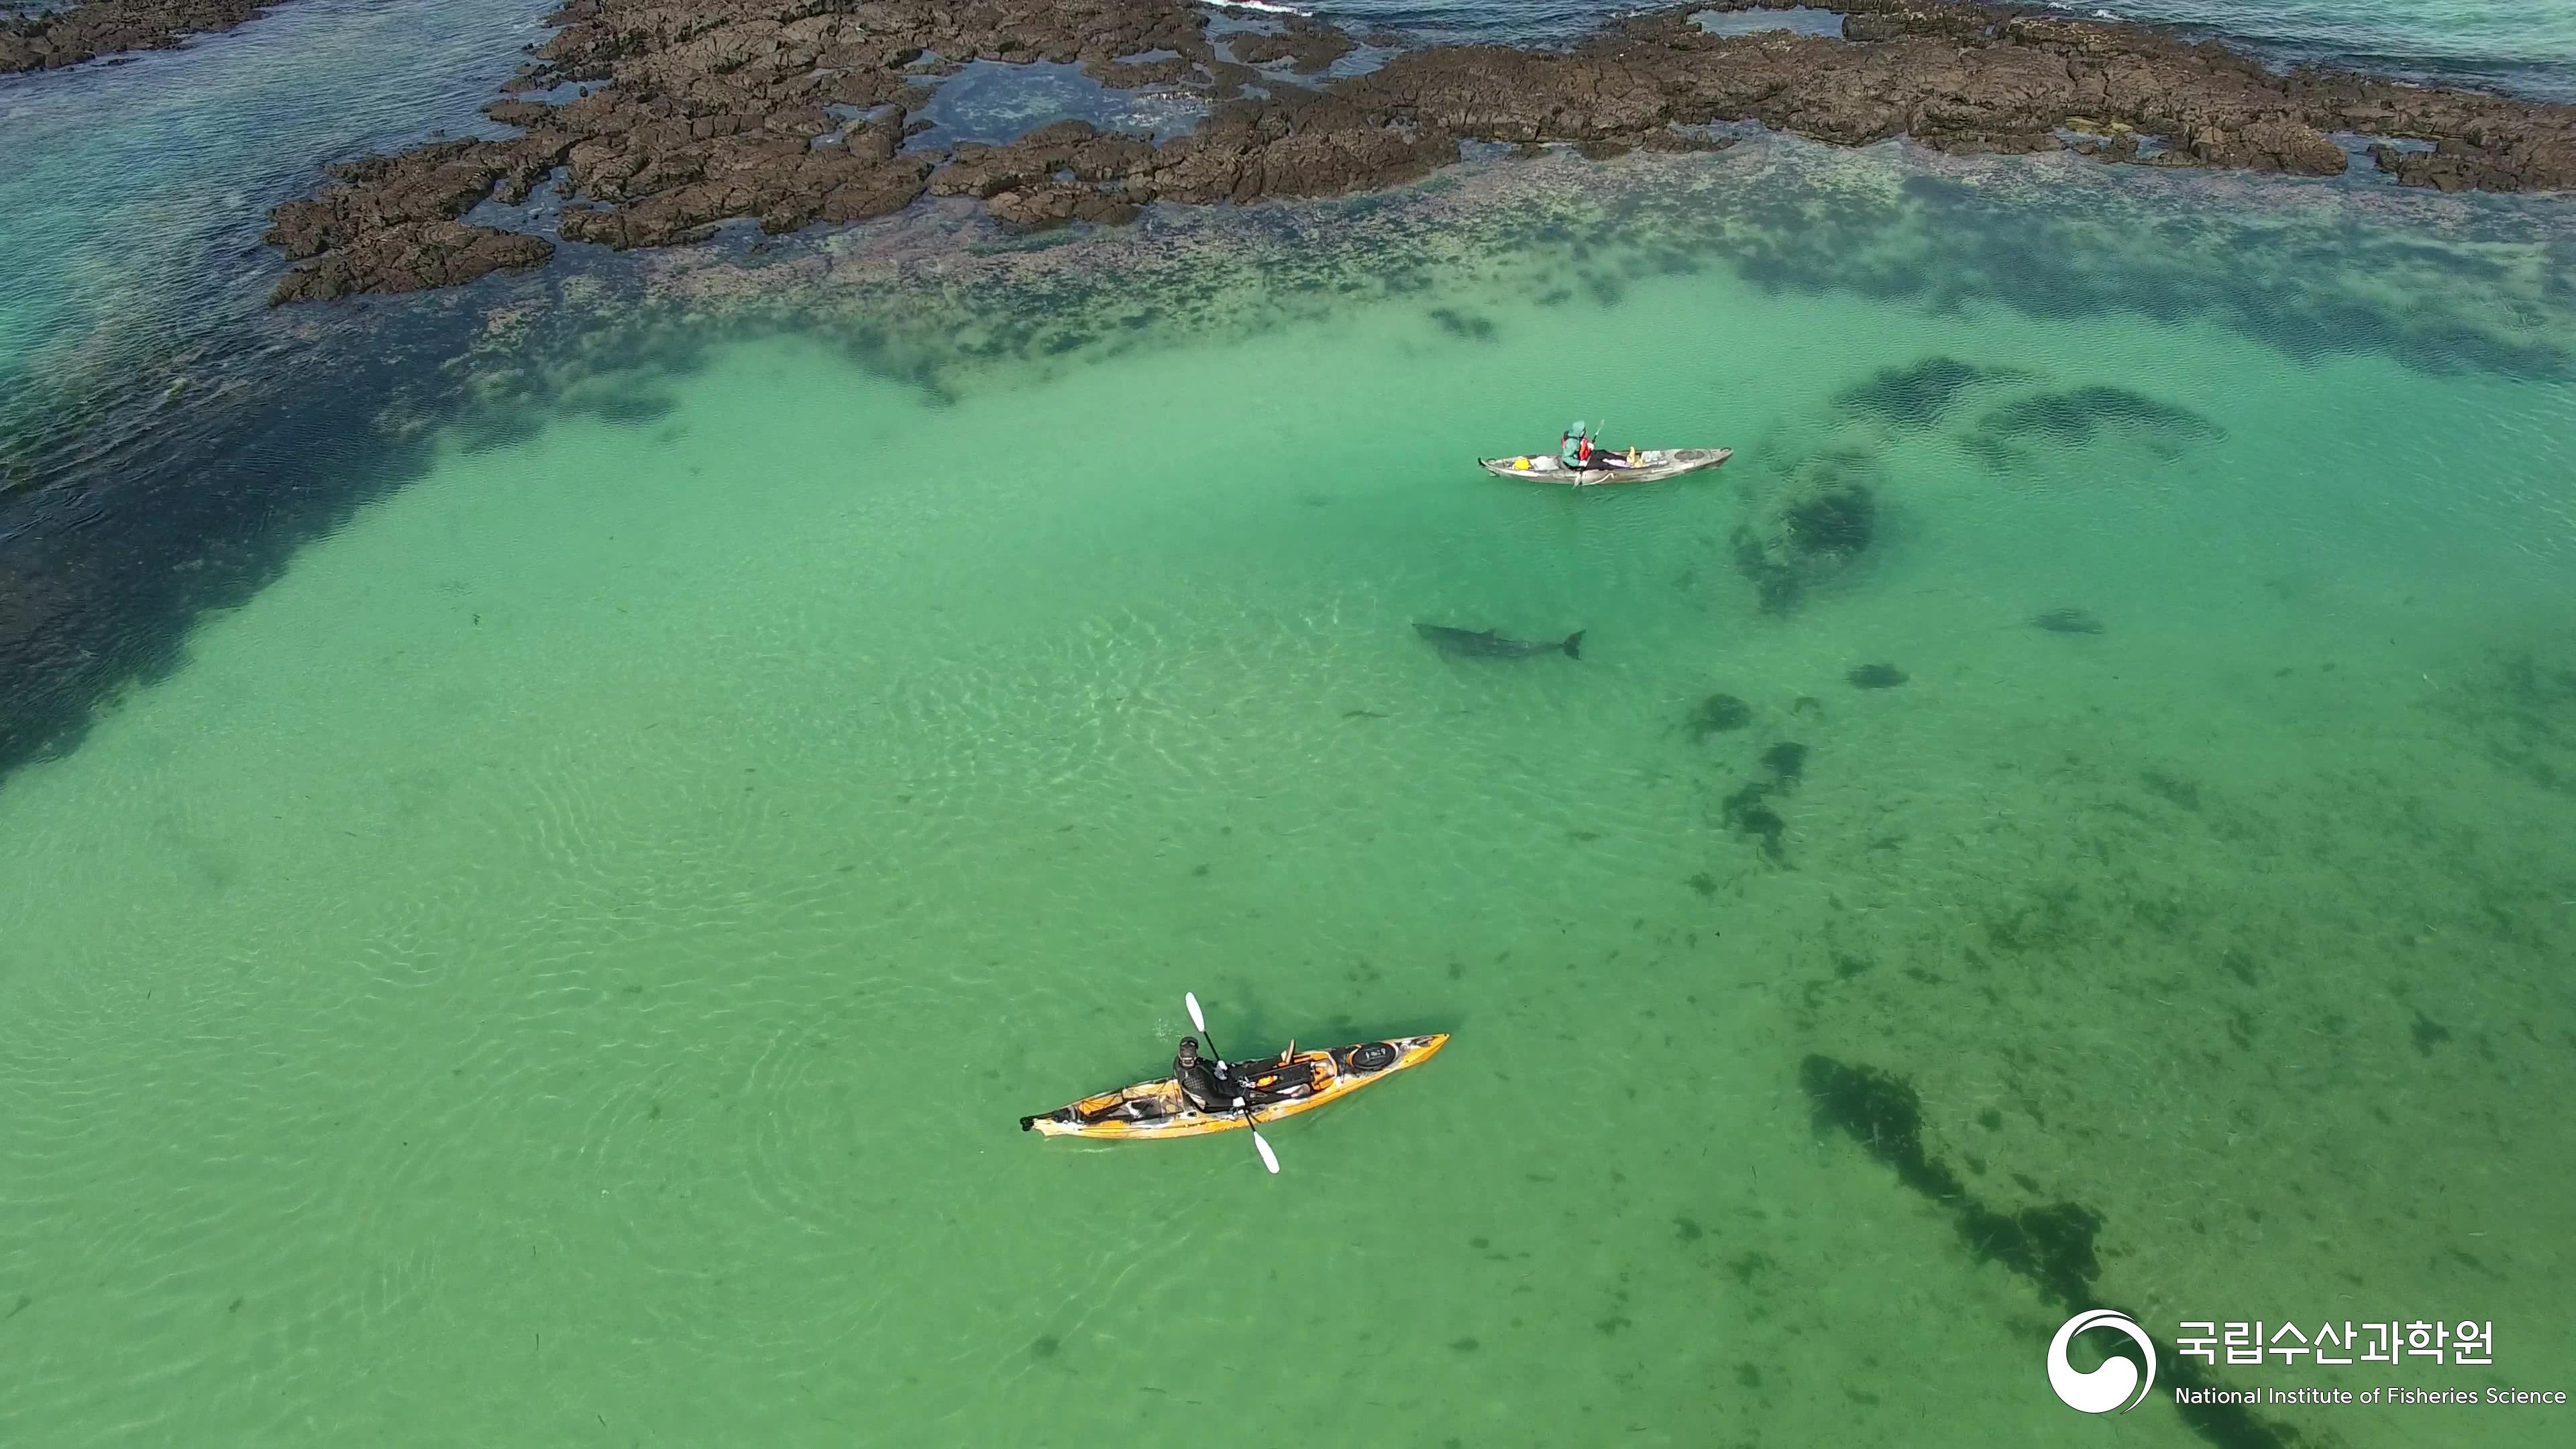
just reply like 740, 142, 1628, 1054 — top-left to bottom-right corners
1174, 1036, 1249, 1114
1559, 422, 1631, 472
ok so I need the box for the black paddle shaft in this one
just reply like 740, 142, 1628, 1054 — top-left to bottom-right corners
1199, 1030, 1248, 1106
1187, 996, 1281, 1171
1191, 1024, 1272, 1116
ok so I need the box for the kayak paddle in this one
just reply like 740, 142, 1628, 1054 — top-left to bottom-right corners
1185, 991, 1281, 1175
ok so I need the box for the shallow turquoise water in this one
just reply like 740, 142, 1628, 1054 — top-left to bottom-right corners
2070, 0, 2576, 99
0, 0, 546, 443
4, 131, 2575, 1444
4, 5, 2576, 1448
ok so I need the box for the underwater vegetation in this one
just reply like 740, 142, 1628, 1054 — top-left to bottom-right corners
1717, 732, 1812, 865
1829, 356, 2220, 474
1690, 692, 1754, 739
1831, 356, 2025, 429
1782, 480, 1876, 557
2445, 647, 2576, 794
1730, 445, 1882, 614
1721, 780, 1789, 863
1799, 1055, 2298, 1448
1961, 384, 2222, 469
1426, 306, 1497, 339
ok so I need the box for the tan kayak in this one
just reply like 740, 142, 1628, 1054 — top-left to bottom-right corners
1477, 447, 1733, 485
1019, 1034, 1448, 1140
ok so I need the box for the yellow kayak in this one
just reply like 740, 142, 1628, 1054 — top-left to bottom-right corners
1019, 1034, 1447, 1140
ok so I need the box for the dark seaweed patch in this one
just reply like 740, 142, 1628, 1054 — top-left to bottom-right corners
2453, 649, 2576, 794
1690, 692, 1753, 738
2139, 769, 2202, 811
1730, 451, 1881, 615
590, 391, 679, 425
1958, 1199, 2103, 1311
1724, 170, 2568, 382
1783, 483, 1876, 557
1761, 741, 1807, 781
1721, 793, 1786, 852
1731, 525, 1805, 614
1847, 663, 1907, 689
1799, 1057, 1950, 1197
1721, 780, 1788, 864
1833, 356, 2017, 427
1427, 307, 1496, 339
1798, 1055, 2297, 1448
1, 309, 482, 788
1962, 385, 2220, 468
2033, 607, 2103, 634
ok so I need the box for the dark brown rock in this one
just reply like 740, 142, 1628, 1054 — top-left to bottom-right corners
1848, 5, 2002, 44
928, 121, 1152, 199
1, 0, 274, 73
2166, 117, 2349, 175
261, 0, 2576, 302
2369, 133, 2576, 192
268, 221, 551, 304
1227, 19, 1354, 76
986, 184, 1139, 232
1089, 54, 1199, 89
1635, 129, 1735, 153
1915, 129, 2063, 156
262, 139, 569, 260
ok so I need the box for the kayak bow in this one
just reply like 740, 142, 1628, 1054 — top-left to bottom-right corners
1019, 1034, 1447, 1140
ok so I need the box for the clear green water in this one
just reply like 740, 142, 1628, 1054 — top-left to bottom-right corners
4, 139, 2575, 1446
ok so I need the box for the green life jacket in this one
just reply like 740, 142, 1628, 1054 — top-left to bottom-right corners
1560, 433, 1587, 465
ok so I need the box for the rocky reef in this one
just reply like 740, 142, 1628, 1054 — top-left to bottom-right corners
1, 0, 274, 72
260, 0, 2576, 303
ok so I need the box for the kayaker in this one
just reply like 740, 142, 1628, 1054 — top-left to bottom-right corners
1559, 421, 1593, 470
1174, 1036, 1247, 1114
1559, 422, 1628, 472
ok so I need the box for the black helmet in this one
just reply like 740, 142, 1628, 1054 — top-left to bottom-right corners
1178, 1036, 1200, 1059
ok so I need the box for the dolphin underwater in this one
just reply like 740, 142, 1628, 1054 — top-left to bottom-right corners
1413, 623, 1586, 661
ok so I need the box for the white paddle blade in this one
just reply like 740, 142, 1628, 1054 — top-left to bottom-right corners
1185, 992, 1208, 1034
1251, 1130, 1280, 1175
